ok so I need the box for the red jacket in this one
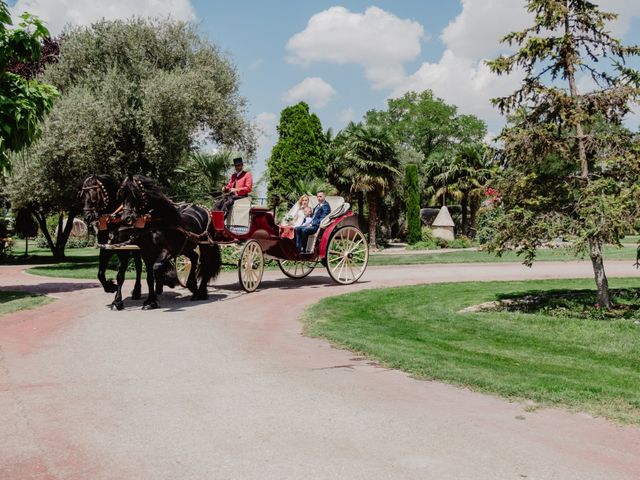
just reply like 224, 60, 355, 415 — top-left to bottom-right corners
225, 170, 253, 196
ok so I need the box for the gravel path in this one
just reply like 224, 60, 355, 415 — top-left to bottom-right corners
1, 261, 639, 480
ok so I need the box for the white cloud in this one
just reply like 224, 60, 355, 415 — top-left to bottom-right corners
255, 112, 277, 150
282, 77, 336, 108
440, 0, 531, 60
10, 0, 195, 35
599, 0, 640, 37
388, 0, 532, 122
337, 107, 355, 126
392, 50, 524, 122
286, 6, 424, 90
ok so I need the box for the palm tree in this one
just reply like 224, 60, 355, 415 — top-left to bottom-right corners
286, 176, 335, 205
431, 144, 493, 236
176, 150, 233, 196
328, 123, 400, 249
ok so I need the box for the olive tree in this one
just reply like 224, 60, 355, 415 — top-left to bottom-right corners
7, 19, 256, 259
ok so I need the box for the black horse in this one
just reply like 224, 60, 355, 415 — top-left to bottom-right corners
118, 175, 221, 309
80, 175, 143, 310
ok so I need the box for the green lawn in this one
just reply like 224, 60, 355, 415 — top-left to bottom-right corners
0, 291, 52, 315
368, 245, 637, 266
303, 277, 640, 424
2, 238, 97, 265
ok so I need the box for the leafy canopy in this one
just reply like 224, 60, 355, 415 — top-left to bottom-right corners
267, 102, 327, 201
0, 1, 58, 174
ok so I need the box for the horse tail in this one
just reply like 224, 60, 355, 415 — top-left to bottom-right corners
210, 243, 222, 280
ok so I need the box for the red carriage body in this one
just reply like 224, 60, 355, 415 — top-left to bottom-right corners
193, 198, 369, 292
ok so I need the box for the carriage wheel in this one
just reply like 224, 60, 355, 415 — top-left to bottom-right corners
278, 259, 317, 279
175, 255, 192, 288
175, 246, 201, 288
325, 226, 369, 285
238, 240, 264, 292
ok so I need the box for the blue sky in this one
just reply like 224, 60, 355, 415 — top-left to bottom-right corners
9, 0, 640, 193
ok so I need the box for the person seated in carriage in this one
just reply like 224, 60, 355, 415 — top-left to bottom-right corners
215, 157, 253, 217
281, 194, 310, 226
295, 190, 331, 252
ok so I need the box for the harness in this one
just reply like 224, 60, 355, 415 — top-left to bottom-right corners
82, 177, 111, 218
116, 178, 213, 256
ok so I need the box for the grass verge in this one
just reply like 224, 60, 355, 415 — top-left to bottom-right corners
303, 277, 640, 424
0, 291, 52, 316
368, 245, 636, 266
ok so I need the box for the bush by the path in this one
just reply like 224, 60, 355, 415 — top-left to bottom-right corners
303, 278, 640, 424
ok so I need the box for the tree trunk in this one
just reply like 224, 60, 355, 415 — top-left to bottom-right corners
589, 238, 611, 308
564, 4, 589, 178
34, 211, 55, 253
25, 237, 29, 256
357, 192, 365, 227
367, 191, 378, 250
469, 195, 480, 238
461, 193, 469, 236
53, 211, 77, 261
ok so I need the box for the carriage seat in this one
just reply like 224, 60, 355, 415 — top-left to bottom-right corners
227, 197, 252, 235
306, 196, 349, 251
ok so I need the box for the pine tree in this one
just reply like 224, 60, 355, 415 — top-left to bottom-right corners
486, 0, 640, 307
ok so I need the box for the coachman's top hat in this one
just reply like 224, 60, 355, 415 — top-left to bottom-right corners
233, 157, 243, 166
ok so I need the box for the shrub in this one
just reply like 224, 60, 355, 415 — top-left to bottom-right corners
421, 226, 435, 243
447, 236, 474, 249
404, 163, 421, 244
407, 240, 438, 250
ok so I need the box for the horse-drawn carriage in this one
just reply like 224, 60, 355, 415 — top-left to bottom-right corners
82, 174, 368, 309
176, 195, 369, 292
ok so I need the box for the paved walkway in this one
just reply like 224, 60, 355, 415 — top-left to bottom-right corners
1, 261, 639, 480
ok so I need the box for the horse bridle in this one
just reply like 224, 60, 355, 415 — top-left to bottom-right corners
82, 177, 110, 218
121, 177, 150, 222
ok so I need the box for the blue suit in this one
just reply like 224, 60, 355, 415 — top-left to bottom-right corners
295, 201, 331, 252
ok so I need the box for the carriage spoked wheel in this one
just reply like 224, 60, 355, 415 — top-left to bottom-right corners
238, 240, 264, 292
277, 259, 317, 279
325, 226, 369, 285
175, 246, 200, 288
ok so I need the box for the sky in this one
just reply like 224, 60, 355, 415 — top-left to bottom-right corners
8, 0, 640, 194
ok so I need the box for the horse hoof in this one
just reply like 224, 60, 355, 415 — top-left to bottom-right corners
190, 293, 208, 301
131, 291, 141, 300
142, 301, 158, 310
111, 301, 124, 311
155, 286, 164, 295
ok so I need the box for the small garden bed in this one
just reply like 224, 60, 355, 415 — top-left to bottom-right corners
464, 288, 640, 321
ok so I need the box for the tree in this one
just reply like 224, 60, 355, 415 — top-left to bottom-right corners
486, 0, 640, 307
329, 123, 400, 249
6, 19, 256, 259
174, 150, 233, 203
431, 144, 493, 236
267, 102, 327, 201
366, 90, 487, 216
0, 1, 58, 174
366, 91, 458, 160
404, 163, 421, 244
